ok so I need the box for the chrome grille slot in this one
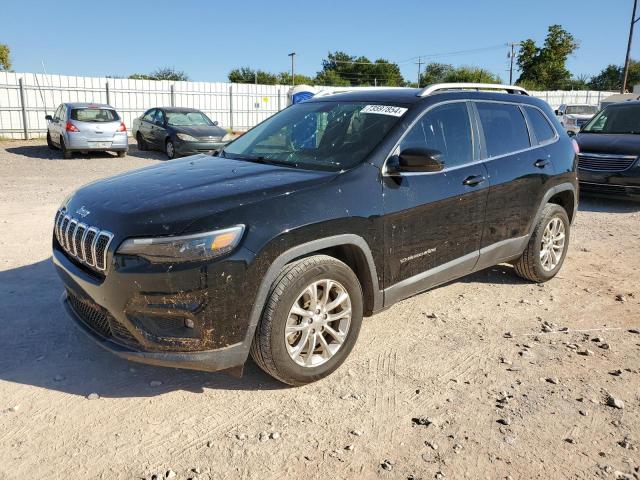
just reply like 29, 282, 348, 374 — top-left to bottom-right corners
84, 229, 98, 266
53, 209, 115, 274
60, 217, 70, 249
578, 153, 637, 172
67, 219, 79, 255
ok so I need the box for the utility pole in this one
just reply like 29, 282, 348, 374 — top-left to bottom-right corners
416, 57, 423, 87
508, 42, 521, 85
288, 52, 296, 86
622, 0, 639, 93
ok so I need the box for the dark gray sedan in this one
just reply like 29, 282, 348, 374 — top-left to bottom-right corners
132, 107, 231, 159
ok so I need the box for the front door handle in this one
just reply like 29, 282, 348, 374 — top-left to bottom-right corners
534, 159, 550, 168
463, 175, 486, 186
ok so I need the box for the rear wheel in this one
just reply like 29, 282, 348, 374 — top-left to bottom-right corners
165, 139, 176, 159
46, 132, 57, 150
250, 255, 363, 386
513, 204, 570, 282
60, 138, 72, 159
117, 151, 126, 158
136, 132, 148, 151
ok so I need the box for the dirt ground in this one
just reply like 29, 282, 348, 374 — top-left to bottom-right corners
0, 139, 638, 480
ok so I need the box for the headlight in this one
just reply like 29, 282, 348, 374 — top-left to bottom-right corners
117, 225, 245, 263
176, 133, 198, 142
221, 132, 235, 142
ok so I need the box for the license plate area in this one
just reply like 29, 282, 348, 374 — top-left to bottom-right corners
88, 142, 112, 148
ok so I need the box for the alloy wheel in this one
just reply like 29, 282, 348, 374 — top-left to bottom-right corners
285, 279, 352, 367
540, 217, 566, 271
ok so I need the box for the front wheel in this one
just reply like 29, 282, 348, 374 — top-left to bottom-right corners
136, 132, 148, 151
513, 203, 570, 282
165, 139, 176, 159
250, 255, 363, 386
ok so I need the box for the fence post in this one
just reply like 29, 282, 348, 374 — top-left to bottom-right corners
229, 85, 234, 131
277, 89, 281, 111
18, 78, 29, 140
170, 84, 175, 107
105, 81, 110, 105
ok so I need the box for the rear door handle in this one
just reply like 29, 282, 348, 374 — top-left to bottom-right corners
463, 175, 486, 186
534, 159, 550, 168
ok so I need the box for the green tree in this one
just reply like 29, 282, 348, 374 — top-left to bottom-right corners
0, 44, 12, 71
228, 67, 278, 84
129, 67, 189, 81
419, 63, 501, 86
589, 61, 640, 91
314, 69, 350, 87
276, 71, 316, 85
317, 51, 405, 86
516, 25, 578, 89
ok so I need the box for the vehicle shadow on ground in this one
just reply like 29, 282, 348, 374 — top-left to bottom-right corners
5, 141, 167, 161
579, 195, 640, 213
0, 259, 286, 399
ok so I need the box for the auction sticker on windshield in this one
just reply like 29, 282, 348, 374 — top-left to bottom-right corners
360, 105, 408, 117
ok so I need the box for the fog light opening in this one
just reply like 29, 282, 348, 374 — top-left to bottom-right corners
184, 318, 195, 329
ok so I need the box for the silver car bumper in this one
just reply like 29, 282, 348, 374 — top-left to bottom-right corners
65, 132, 128, 151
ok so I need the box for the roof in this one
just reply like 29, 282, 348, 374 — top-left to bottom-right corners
603, 99, 640, 107
157, 107, 202, 113
306, 87, 546, 108
64, 102, 113, 108
601, 93, 640, 104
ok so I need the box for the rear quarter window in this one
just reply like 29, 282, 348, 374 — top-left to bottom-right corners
524, 106, 556, 144
476, 102, 530, 157
71, 108, 119, 122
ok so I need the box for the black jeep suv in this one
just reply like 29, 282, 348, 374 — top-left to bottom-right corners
52, 83, 578, 385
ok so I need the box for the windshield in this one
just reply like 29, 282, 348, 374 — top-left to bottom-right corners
223, 101, 407, 171
166, 111, 213, 127
566, 105, 598, 115
71, 108, 119, 123
582, 104, 640, 134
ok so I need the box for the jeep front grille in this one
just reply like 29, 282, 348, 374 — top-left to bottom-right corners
54, 209, 114, 272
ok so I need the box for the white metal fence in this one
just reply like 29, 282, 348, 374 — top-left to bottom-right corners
0, 71, 617, 140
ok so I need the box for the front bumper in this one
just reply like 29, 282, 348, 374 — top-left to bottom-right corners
61, 290, 248, 372
52, 241, 257, 372
174, 140, 228, 156
578, 166, 640, 200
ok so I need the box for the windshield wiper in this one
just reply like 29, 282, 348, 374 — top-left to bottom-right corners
224, 153, 292, 167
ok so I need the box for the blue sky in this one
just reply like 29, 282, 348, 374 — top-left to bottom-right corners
2, 0, 637, 82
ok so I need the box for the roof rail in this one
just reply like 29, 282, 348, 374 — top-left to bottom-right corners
417, 83, 529, 97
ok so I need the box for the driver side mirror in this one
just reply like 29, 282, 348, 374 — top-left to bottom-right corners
213, 120, 219, 126
567, 130, 576, 138
555, 110, 562, 116
45, 115, 52, 121
392, 147, 445, 173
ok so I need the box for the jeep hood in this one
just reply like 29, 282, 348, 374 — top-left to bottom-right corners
63, 155, 337, 237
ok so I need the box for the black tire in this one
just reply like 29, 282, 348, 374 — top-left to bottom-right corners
136, 132, 148, 151
250, 255, 363, 386
165, 139, 176, 159
117, 150, 127, 158
46, 132, 58, 150
513, 203, 570, 283
60, 138, 72, 159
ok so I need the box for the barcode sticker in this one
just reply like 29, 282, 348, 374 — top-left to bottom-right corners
360, 105, 408, 117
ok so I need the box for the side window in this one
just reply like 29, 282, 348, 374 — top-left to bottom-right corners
476, 102, 530, 157
154, 110, 165, 126
58, 105, 66, 121
524, 106, 556, 144
399, 102, 473, 169
142, 109, 156, 122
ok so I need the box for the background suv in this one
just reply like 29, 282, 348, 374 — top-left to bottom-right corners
555, 103, 598, 134
46, 103, 128, 159
575, 101, 640, 200
52, 83, 578, 386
